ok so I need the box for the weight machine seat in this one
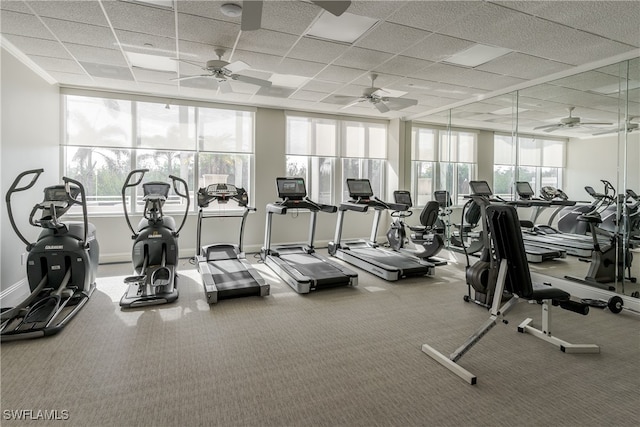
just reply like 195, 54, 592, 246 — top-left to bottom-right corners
487, 205, 574, 304
408, 201, 440, 235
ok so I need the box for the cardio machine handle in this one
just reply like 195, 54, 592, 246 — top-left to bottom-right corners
169, 175, 190, 235
5, 169, 45, 248
62, 176, 90, 248
121, 169, 148, 238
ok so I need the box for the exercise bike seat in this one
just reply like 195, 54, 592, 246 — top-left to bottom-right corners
408, 201, 440, 236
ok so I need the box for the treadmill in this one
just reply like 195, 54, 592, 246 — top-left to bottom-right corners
514, 181, 598, 258
196, 183, 270, 304
467, 181, 566, 263
328, 179, 435, 281
261, 177, 358, 294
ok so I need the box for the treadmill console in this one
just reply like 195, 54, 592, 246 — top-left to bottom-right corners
347, 179, 374, 199
276, 177, 307, 201
515, 181, 535, 200
469, 180, 493, 196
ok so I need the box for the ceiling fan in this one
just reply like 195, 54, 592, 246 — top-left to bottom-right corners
592, 117, 639, 135
339, 74, 419, 113
240, 0, 351, 31
533, 107, 613, 133
171, 49, 272, 93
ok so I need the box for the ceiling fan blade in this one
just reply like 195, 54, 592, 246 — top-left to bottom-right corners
580, 121, 614, 126
171, 74, 210, 81
374, 101, 390, 113
384, 97, 418, 109
340, 99, 364, 109
591, 127, 618, 136
232, 74, 272, 87
311, 1, 351, 16
533, 123, 562, 131
241, 0, 263, 31
218, 79, 233, 94
224, 60, 250, 74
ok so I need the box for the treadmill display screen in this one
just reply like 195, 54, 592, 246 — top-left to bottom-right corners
469, 180, 493, 196
347, 179, 374, 198
276, 177, 306, 200
516, 181, 535, 198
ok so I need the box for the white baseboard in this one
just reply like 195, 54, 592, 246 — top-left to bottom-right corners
0, 279, 29, 308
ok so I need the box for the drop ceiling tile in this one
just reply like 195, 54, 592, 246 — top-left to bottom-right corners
80, 62, 134, 81
179, 77, 220, 91
388, 1, 483, 32
0, 1, 31, 14
28, 0, 108, 26
236, 29, 299, 57
274, 58, 326, 78
65, 43, 128, 67
174, 1, 238, 22
42, 17, 117, 49
290, 90, 328, 102
402, 34, 475, 63
1, 10, 53, 39
355, 22, 431, 54
333, 47, 394, 70
102, 1, 175, 38
373, 56, 433, 77
177, 13, 239, 47
133, 68, 176, 84
476, 52, 573, 80
3, 34, 71, 59
176, 40, 232, 63
496, 1, 640, 47
261, 0, 320, 34
231, 50, 282, 73
353, 73, 401, 88
320, 94, 359, 106
348, 1, 409, 20
301, 79, 342, 93
315, 65, 366, 84
115, 31, 176, 56
550, 70, 624, 93
28, 54, 84, 74
287, 37, 350, 64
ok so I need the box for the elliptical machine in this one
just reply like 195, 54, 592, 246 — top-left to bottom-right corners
1, 169, 99, 341
120, 169, 189, 308
566, 180, 636, 289
386, 190, 446, 265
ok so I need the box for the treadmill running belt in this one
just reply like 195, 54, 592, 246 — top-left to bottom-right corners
208, 259, 259, 290
279, 253, 348, 283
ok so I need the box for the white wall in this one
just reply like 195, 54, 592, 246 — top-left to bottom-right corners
1, 48, 60, 292
565, 134, 639, 200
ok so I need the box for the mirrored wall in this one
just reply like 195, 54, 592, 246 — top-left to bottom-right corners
422, 57, 639, 298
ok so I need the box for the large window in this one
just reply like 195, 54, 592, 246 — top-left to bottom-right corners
411, 126, 477, 206
341, 121, 386, 200
62, 94, 254, 214
285, 116, 337, 204
285, 115, 387, 204
493, 134, 565, 199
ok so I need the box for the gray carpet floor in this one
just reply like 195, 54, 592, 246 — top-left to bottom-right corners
1, 250, 639, 427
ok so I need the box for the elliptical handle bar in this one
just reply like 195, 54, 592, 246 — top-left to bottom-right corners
169, 175, 190, 235
121, 169, 148, 237
5, 169, 45, 248
62, 176, 90, 248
